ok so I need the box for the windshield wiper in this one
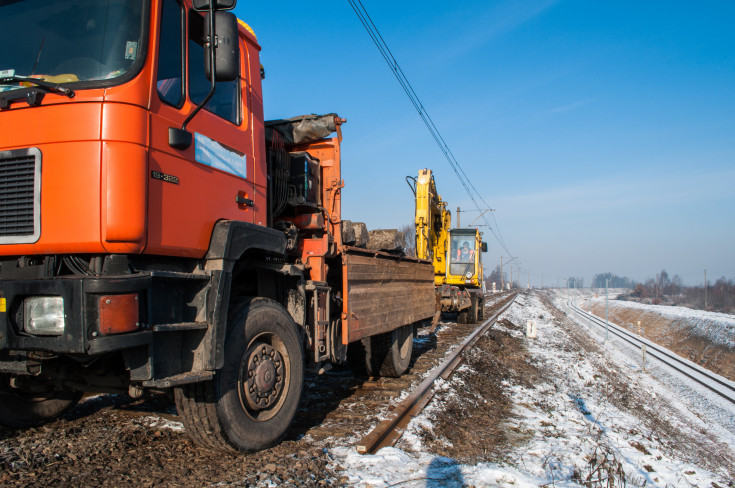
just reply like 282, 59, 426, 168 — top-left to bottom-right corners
0, 73, 75, 98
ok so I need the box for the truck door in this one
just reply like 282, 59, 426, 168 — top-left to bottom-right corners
147, 0, 256, 257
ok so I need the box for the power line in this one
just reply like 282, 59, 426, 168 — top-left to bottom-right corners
347, 0, 513, 257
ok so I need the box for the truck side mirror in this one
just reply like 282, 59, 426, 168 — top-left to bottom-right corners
481, 242, 488, 253
204, 11, 240, 82
193, 0, 236, 11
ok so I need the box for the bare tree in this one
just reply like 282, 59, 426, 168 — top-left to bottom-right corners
485, 265, 505, 291
398, 223, 416, 257
622, 269, 734, 313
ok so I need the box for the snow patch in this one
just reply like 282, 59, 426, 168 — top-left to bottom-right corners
329, 291, 734, 487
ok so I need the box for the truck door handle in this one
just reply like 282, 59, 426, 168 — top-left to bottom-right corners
236, 195, 254, 207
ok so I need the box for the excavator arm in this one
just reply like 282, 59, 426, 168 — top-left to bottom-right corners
414, 169, 450, 284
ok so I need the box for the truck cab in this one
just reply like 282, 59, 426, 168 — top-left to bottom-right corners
0, 0, 266, 257
0, 0, 277, 447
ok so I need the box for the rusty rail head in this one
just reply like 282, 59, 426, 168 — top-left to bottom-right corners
356, 293, 518, 454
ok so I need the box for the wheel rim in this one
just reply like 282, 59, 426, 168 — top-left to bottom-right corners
237, 333, 291, 421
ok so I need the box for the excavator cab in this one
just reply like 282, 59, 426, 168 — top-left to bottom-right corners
446, 229, 484, 287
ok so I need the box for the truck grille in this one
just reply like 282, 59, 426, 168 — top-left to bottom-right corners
0, 148, 41, 243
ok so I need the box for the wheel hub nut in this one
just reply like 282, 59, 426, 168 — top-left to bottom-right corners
242, 343, 284, 410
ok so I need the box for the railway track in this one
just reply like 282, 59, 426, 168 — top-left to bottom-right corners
357, 292, 517, 454
568, 299, 735, 405
290, 292, 518, 447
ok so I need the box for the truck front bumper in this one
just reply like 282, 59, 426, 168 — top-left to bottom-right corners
0, 274, 151, 357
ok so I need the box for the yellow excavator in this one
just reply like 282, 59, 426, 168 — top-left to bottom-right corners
408, 169, 487, 324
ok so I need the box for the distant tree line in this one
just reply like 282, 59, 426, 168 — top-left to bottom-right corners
627, 269, 735, 313
567, 277, 585, 288
479, 264, 734, 313
591, 273, 636, 289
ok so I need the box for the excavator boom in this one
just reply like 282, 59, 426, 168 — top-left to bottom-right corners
414, 169, 450, 284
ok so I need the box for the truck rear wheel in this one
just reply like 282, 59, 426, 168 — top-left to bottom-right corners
0, 374, 82, 429
347, 324, 413, 378
175, 298, 304, 452
347, 338, 372, 377
378, 324, 414, 377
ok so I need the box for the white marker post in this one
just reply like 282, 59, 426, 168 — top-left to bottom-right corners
642, 345, 647, 371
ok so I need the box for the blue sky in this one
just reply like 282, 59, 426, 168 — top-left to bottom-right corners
234, 1, 735, 286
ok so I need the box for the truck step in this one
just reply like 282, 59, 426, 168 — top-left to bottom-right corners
141, 371, 214, 388
151, 321, 208, 332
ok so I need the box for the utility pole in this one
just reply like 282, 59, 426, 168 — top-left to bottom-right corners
541, 273, 543, 289
510, 266, 513, 289
500, 256, 504, 291
456, 206, 460, 228
517, 265, 521, 289
527, 271, 530, 289
704, 268, 708, 308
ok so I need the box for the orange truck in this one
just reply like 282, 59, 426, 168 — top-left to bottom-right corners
0, 0, 434, 452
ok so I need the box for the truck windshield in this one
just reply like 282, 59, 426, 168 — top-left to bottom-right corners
0, 0, 146, 93
449, 234, 476, 276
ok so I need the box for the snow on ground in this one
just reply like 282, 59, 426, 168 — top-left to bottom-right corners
553, 290, 735, 447
135, 416, 185, 432
329, 291, 735, 487
587, 296, 735, 349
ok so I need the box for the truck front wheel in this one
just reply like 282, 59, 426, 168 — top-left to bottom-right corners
0, 374, 82, 429
175, 298, 304, 452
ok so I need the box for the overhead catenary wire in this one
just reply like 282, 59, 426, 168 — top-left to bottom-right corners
346, 0, 513, 258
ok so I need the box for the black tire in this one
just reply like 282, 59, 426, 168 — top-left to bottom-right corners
477, 297, 485, 321
175, 297, 304, 453
347, 324, 414, 378
0, 375, 82, 429
457, 310, 468, 324
467, 294, 479, 324
378, 324, 414, 377
347, 338, 372, 377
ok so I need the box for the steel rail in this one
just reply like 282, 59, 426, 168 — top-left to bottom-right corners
356, 293, 518, 454
570, 299, 735, 394
568, 300, 735, 404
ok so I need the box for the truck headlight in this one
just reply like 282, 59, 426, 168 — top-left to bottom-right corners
465, 271, 473, 279
24, 297, 65, 336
